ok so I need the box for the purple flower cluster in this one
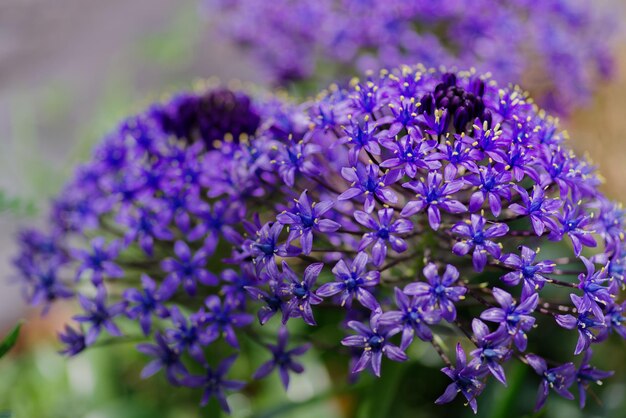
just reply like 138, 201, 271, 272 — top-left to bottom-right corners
14, 67, 626, 414
205, 0, 618, 114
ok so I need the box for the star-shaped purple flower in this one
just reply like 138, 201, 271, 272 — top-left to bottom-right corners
166, 306, 209, 364
379, 288, 440, 350
73, 287, 126, 346
388, 97, 421, 135
491, 143, 536, 182
341, 311, 407, 377
466, 163, 513, 217
273, 137, 321, 187
378, 133, 440, 178
72, 237, 123, 285
276, 190, 340, 255
221, 264, 256, 309
468, 319, 511, 385
354, 208, 413, 267
245, 275, 285, 325
123, 274, 170, 335
555, 294, 606, 355
248, 222, 300, 271
525, 354, 576, 412
341, 117, 381, 165
252, 326, 310, 389
183, 355, 246, 412
601, 300, 626, 339
435, 343, 486, 414
452, 215, 508, 272
161, 241, 217, 296
576, 257, 612, 319
480, 287, 537, 351
119, 205, 173, 256
137, 333, 187, 385
401, 172, 467, 230
338, 163, 400, 213
188, 200, 242, 254
500, 246, 555, 295
20, 260, 73, 314
202, 295, 254, 349
317, 252, 380, 311
431, 137, 480, 179
509, 185, 560, 236
58, 325, 86, 357
576, 349, 614, 408
278, 261, 324, 326
404, 263, 466, 322
551, 203, 597, 257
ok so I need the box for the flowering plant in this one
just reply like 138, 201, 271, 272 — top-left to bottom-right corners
205, 0, 617, 114
15, 66, 626, 414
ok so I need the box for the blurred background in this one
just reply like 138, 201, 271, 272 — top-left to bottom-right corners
0, 1, 625, 417
0, 0, 264, 324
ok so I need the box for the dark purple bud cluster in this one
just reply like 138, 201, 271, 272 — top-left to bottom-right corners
150, 88, 261, 147
14, 67, 626, 414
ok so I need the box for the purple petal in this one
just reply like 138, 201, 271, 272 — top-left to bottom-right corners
338, 187, 362, 201
488, 193, 502, 217
400, 200, 425, 217
453, 241, 472, 256
317, 219, 341, 232
391, 218, 413, 234
480, 308, 505, 322
427, 206, 442, 230
316, 282, 344, 298
357, 288, 380, 311
353, 252, 369, 274
555, 314, 577, 330
471, 318, 490, 340
253, 360, 276, 380
440, 200, 467, 214
304, 262, 324, 286
491, 287, 513, 308
174, 241, 191, 261
371, 351, 383, 377
371, 240, 387, 267
469, 192, 485, 213
352, 351, 373, 374
278, 366, 291, 389
354, 211, 378, 230
435, 383, 459, 405
342, 335, 367, 347
534, 381, 550, 411
140, 360, 163, 379
388, 236, 407, 253
526, 354, 547, 374
384, 344, 407, 362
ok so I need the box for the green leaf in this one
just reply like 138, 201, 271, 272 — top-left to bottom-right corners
0, 321, 23, 359
356, 360, 405, 418
488, 361, 527, 418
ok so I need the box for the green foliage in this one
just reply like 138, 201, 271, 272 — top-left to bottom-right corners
0, 191, 37, 217
0, 340, 196, 418
0, 322, 23, 360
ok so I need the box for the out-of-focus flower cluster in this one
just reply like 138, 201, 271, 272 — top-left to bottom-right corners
14, 66, 626, 414
205, 0, 617, 114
